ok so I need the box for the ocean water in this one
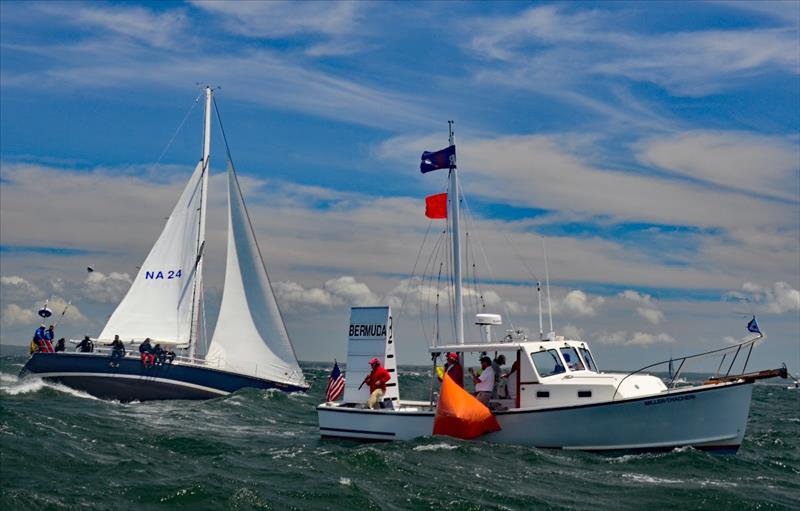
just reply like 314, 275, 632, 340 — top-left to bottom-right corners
1, 352, 798, 511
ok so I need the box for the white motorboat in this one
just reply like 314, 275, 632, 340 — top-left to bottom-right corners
317, 124, 786, 452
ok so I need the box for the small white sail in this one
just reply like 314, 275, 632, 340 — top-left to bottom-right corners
206, 163, 306, 387
99, 160, 208, 345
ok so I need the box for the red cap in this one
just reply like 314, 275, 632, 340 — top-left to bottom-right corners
447, 352, 458, 360
369, 358, 380, 365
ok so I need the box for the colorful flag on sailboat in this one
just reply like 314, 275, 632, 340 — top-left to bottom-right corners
325, 360, 345, 402
746, 316, 761, 335
425, 193, 448, 219
420, 145, 456, 173
433, 373, 501, 439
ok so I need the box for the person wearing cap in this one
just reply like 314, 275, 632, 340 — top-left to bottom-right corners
363, 358, 391, 409
469, 356, 495, 407
442, 352, 464, 388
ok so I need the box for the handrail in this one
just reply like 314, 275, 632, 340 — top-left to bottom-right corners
611, 334, 763, 401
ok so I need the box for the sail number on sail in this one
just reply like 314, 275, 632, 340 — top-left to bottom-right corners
145, 270, 183, 280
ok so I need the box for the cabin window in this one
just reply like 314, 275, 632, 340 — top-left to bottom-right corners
537, 391, 550, 398
578, 390, 592, 398
560, 347, 585, 371
531, 349, 565, 378
579, 347, 598, 372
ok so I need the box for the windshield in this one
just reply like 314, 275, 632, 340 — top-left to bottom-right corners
560, 347, 585, 371
579, 347, 598, 372
531, 349, 565, 378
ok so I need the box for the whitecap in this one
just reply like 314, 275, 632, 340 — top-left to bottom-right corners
413, 442, 458, 452
622, 473, 684, 484
339, 477, 351, 486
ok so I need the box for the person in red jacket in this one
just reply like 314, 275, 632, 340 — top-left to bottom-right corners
363, 358, 391, 409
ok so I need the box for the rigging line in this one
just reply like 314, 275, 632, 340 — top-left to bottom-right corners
417, 228, 443, 346
457, 183, 517, 332
395, 218, 434, 342
213, 96, 303, 375
422, 230, 447, 345
155, 91, 203, 167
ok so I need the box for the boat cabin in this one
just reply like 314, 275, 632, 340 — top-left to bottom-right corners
431, 336, 668, 411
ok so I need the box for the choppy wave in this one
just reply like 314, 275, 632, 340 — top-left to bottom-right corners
2, 355, 799, 511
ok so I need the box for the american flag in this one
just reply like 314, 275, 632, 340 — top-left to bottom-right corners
325, 360, 345, 402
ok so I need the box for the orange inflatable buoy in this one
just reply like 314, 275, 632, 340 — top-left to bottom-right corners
433, 373, 501, 440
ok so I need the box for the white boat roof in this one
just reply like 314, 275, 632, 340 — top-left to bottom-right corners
428, 339, 590, 353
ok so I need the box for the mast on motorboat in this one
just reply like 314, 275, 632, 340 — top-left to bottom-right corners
448, 121, 464, 346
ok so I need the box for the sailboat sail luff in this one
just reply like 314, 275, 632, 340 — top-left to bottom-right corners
98, 160, 207, 345
206, 163, 305, 386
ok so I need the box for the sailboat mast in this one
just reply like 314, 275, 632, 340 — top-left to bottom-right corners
448, 121, 464, 345
189, 86, 212, 358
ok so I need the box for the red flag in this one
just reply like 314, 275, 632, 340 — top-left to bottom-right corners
425, 193, 447, 219
433, 373, 501, 439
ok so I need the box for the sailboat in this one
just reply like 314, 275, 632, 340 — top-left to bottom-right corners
316, 123, 787, 452
20, 87, 308, 401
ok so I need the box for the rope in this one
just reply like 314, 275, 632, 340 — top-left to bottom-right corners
154, 91, 203, 166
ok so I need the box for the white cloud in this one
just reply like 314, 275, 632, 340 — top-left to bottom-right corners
635, 131, 799, 202
554, 290, 604, 317
466, 4, 799, 96
45, 297, 88, 324
741, 281, 800, 314
323, 276, 380, 307
597, 331, 676, 346
191, 1, 366, 56
1, 303, 38, 326
84, 271, 132, 303
0, 275, 43, 300
273, 276, 379, 313
38, 2, 190, 50
560, 324, 585, 340
619, 289, 665, 325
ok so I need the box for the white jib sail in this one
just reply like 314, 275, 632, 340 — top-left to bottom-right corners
206, 164, 306, 387
99, 160, 207, 345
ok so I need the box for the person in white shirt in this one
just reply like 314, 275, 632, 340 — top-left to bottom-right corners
469, 356, 495, 406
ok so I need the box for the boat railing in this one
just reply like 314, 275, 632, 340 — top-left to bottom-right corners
611, 333, 764, 401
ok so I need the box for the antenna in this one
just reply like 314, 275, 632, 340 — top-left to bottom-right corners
537, 280, 544, 340
543, 237, 554, 338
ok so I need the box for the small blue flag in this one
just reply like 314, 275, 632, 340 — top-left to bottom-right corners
420, 145, 456, 173
746, 316, 761, 334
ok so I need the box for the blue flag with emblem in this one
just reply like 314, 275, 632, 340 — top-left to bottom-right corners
420, 145, 456, 173
746, 316, 761, 334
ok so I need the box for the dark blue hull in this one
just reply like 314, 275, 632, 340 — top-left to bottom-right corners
20, 352, 308, 402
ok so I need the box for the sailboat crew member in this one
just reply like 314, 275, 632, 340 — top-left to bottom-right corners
32, 324, 47, 352
42, 325, 55, 352
76, 335, 94, 353
139, 338, 155, 367
109, 335, 126, 367
363, 358, 391, 409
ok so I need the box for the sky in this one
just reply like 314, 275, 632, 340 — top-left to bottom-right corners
1, 1, 798, 373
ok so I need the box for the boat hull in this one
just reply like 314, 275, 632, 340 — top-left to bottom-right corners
318, 381, 753, 452
20, 352, 308, 402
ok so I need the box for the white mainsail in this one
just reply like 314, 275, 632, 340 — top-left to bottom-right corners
98, 159, 208, 345
206, 163, 306, 386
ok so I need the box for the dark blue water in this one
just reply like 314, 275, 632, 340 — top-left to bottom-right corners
1, 352, 798, 510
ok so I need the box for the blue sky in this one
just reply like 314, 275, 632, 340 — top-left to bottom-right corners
1, 1, 798, 370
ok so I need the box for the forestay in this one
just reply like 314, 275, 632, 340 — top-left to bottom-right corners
99, 160, 207, 345
206, 164, 306, 387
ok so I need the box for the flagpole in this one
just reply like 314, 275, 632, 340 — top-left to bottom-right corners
448, 121, 464, 345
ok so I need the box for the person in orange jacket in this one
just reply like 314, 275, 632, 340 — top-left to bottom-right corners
362, 358, 391, 409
